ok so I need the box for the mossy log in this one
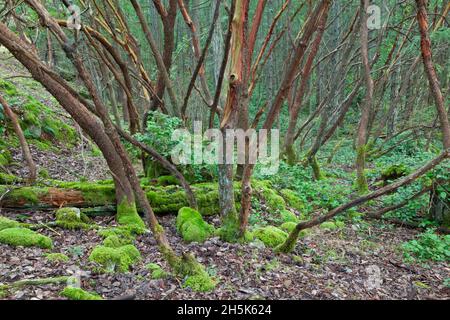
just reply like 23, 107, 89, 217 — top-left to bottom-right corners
0, 182, 229, 216
0, 180, 304, 217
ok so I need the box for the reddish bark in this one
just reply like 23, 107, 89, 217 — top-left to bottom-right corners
415, 0, 450, 149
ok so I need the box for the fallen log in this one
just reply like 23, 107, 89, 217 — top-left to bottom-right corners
0, 180, 302, 216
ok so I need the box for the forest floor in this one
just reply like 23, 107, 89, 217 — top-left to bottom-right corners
1, 206, 449, 300
1, 48, 449, 300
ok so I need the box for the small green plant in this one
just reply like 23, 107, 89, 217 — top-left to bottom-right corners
402, 229, 450, 263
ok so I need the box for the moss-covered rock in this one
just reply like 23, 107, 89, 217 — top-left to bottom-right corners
55, 207, 91, 230
253, 226, 288, 248
89, 244, 141, 273
97, 226, 138, 242
253, 181, 286, 211
320, 221, 342, 230
60, 286, 102, 300
146, 263, 170, 279
183, 274, 216, 292
280, 210, 299, 223
0, 216, 21, 231
176, 207, 215, 243
102, 235, 133, 248
279, 189, 305, 212
45, 253, 69, 263
0, 228, 52, 249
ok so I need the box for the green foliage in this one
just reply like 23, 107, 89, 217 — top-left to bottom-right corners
402, 229, 450, 263
0, 79, 18, 96
0, 150, 12, 166
60, 287, 103, 300
0, 227, 52, 249
134, 111, 182, 159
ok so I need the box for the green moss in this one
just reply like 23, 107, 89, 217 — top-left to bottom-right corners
0, 228, 52, 249
335, 221, 345, 229
280, 222, 297, 233
147, 187, 190, 214
60, 286, 102, 300
0, 79, 18, 96
320, 221, 338, 230
158, 247, 217, 292
253, 181, 286, 211
253, 226, 288, 248
38, 168, 50, 179
280, 210, 298, 223
381, 164, 410, 182
97, 226, 138, 241
176, 207, 214, 243
4, 187, 48, 205
45, 253, 69, 263
356, 145, 369, 194
279, 189, 305, 212
183, 274, 216, 292
89, 244, 141, 273
52, 181, 116, 206
102, 235, 133, 248
156, 175, 180, 186
309, 155, 323, 180
279, 222, 310, 238
55, 207, 91, 230
146, 263, 170, 279
116, 199, 146, 230
0, 216, 21, 231
0, 149, 12, 167
285, 145, 297, 165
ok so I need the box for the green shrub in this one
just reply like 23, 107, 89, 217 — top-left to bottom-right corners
402, 229, 450, 262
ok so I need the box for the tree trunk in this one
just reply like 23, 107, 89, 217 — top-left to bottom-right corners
415, 0, 450, 149
355, 0, 373, 194
0, 94, 37, 184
